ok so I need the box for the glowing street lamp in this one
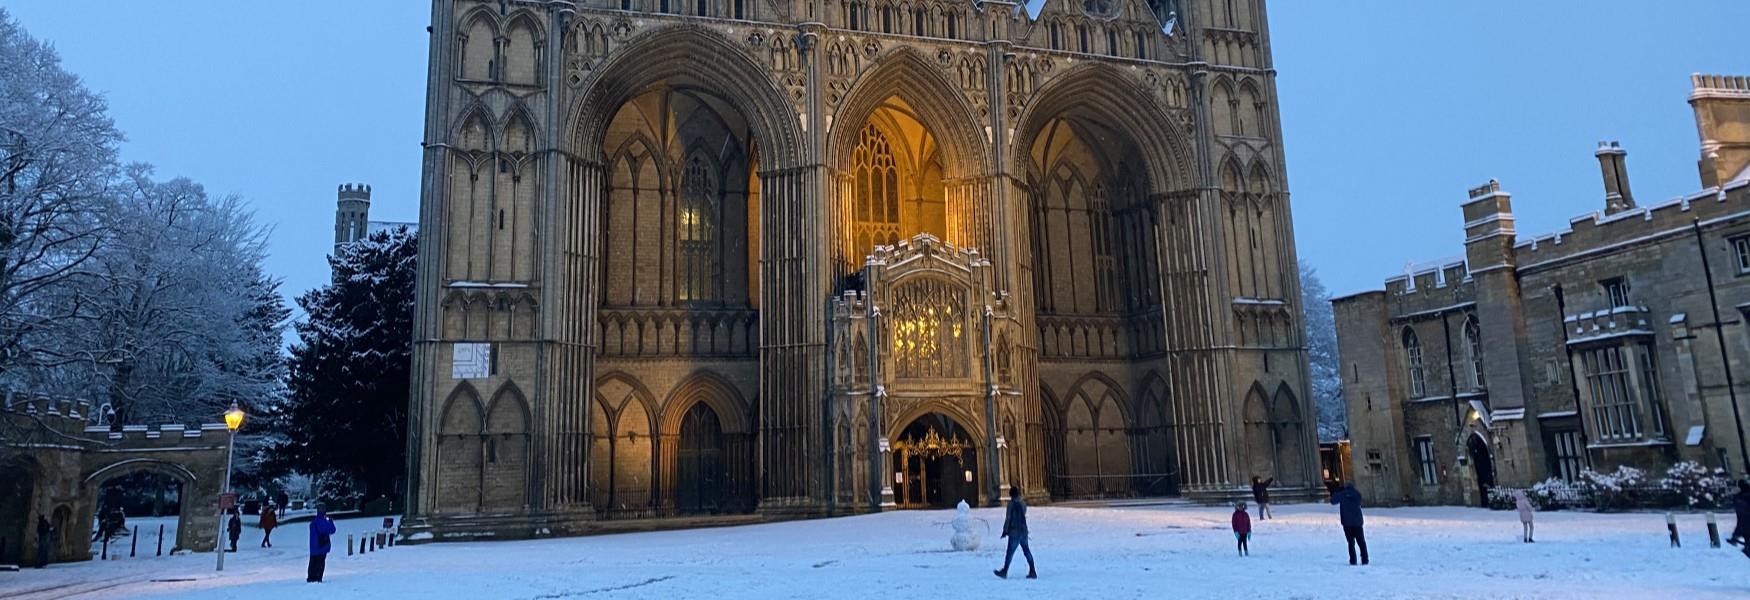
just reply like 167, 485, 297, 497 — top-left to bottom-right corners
216, 403, 244, 571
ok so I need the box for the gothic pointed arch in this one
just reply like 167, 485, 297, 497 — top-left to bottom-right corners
658, 370, 754, 514
568, 25, 803, 170
1014, 62, 1193, 192
830, 47, 990, 180
502, 11, 545, 86
435, 382, 485, 513
482, 382, 532, 510
457, 8, 501, 82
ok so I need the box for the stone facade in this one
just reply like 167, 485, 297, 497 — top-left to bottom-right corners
0, 394, 232, 564
404, 0, 1315, 539
1335, 74, 1750, 506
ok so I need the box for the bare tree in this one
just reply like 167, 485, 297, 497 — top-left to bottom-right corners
0, 8, 121, 382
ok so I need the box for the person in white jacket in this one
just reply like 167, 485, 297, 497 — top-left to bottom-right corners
1513, 490, 1535, 543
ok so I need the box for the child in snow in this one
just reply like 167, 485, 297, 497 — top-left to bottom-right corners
1251, 476, 1274, 520
1232, 502, 1252, 556
227, 509, 243, 552
1513, 490, 1534, 543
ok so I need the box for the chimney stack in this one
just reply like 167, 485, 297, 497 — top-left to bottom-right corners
1594, 141, 1635, 215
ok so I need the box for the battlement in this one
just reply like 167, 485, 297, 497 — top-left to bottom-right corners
1595, 140, 1626, 156
1691, 73, 1750, 99
339, 182, 373, 201
3, 391, 230, 446
1513, 183, 1748, 267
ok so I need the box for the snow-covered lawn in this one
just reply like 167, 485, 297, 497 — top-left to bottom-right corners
3, 504, 1747, 599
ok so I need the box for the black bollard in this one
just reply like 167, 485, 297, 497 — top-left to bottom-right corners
347, 534, 354, 556
156, 524, 164, 556
1708, 513, 1722, 548
360, 536, 367, 554
101, 533, 109, 560
1666, 513, 1681, 548
368, 536, 375, 552
130, 526, 138, 557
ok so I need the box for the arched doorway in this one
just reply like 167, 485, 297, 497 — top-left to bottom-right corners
676, 403, 727, 514
891, 413, 977, 509
1468, 433, 1496, 504
81, 460, 198, 555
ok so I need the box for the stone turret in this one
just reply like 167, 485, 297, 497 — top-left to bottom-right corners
1594, 141, 1635, 215
1689, 74, 1750, 188
334, 183, 372, 248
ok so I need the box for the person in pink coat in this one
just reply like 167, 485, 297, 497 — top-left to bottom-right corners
1513, 490, 1535, 543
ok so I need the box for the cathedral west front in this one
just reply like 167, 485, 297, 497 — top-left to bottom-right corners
403, 0, 1315, 538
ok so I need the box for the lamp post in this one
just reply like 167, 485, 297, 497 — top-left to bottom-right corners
216, 403, 244, 571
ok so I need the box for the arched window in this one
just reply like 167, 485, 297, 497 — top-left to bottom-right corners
1107, 28, 1119, 56
1049, 22, 1062, 50
696, 0, 708, 16
680, 155, 719, 302
853, 124, 900, 253
1402, 327, 1426, 398
1078, 24, 1090, 53
1464, 316, 1485, 389
914, 9, 927, 36
946, 12, 957, 39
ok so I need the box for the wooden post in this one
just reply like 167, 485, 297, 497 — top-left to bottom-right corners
1666, 513, 1681, 547
1707, 513, 1721, 548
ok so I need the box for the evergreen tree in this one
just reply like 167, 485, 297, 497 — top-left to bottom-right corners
1300, 260, 1346, 441
267, 227, 415, 504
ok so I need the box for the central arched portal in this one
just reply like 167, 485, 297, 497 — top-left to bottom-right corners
891, 413, 978, 509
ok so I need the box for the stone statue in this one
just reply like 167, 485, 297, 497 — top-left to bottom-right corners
950, 499, 980, 551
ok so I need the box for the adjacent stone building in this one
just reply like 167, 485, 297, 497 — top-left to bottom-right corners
1334, 74, 1750, 506
333, 183, 417, 250
403, 0, 1317, 539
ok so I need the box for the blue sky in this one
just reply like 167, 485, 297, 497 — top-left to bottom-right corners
9, 1, 1749, 307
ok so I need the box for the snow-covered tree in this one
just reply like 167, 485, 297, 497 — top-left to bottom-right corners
1300, 260, 1345, 441
0, 8, 121, 382
266, 227, 416, 505
44, 165, 285, 423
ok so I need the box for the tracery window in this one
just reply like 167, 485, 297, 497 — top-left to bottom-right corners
889, 278, 968, 379
853, 124, 901, 253
679, 155, 719, 302
1402, 326, 1425, 398
1463, 316, 1485, 389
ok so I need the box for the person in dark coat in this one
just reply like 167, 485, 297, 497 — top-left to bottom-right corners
1232, 502, 1252, 556
1329, 482, 1368, 565
307, 508, 338, 583
1729, 480, 1750, 558
259, 504, 278, 548
993, 486, 1036, 579
34, 515, 53, 568
227, 510, 243, 552
1251, 476, 1274, 520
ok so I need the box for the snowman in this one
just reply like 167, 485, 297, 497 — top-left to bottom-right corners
950, 499, 980, 551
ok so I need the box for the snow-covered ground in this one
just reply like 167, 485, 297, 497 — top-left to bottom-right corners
3, 504, 1747, 599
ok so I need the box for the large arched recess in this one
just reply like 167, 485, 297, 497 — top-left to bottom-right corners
826, 47, 993, 275
1010, 63, 1193, 193
567, 25, 803, 169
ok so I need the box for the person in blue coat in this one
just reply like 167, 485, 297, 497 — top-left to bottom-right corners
307, 508, 338, 583
1329, 482, 1368, 565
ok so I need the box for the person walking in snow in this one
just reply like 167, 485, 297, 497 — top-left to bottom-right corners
227, 509, 243, 552
259, 504, 278, 548
307, 508, 338, 583
1513, 490, 1535, 543
1251, 476, 1274, 520
1330, 482, 1368, 566
1232, 502, 1252, 556
993, 486, 1036, 579
1729, 480, 1750, 558
34, 515, 53, 568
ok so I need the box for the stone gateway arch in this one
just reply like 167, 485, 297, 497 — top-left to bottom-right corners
404, 0, 1315, 539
